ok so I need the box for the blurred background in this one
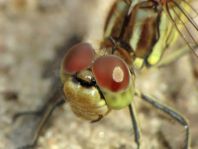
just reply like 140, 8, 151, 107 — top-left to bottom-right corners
0, 0, 198, 149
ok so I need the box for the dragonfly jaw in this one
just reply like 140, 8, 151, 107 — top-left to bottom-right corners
63, 76, 109, 121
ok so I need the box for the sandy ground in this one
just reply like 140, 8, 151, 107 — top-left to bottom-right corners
0, 0, 198, 149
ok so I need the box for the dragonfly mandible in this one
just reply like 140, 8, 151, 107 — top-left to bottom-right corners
14, 0, 198, 148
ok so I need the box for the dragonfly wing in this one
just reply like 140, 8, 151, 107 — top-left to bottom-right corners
165, 0, 198, 56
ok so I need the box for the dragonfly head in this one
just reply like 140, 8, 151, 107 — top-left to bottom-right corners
61, 42, 135, 110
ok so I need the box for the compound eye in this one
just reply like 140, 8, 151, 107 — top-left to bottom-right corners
63, 42, 95, 74
92, 55, 130, 92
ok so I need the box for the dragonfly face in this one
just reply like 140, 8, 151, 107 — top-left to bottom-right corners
60, 42, 135, 121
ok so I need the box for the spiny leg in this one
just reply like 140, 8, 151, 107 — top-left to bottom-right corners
90, 115, 103, 123
136, 91, 190, 149
128, 104, 141, 149
13, 110, 44, 122
17, 99, 65, 149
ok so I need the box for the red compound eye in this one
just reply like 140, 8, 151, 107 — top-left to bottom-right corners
92, 55, 130, 92
63, 42, 95, 74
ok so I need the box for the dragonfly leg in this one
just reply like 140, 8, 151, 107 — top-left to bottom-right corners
13, 109, 45, 122
157, 45, 198, 67
91, 115, 103, 123
16, 99, 65, 149
136, 91, 190, 149
128, 104, 141, 149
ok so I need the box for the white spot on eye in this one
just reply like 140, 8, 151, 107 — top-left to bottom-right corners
112, 66, 124, 82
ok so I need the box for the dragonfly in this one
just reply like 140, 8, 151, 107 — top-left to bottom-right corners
14, 0, 198, 148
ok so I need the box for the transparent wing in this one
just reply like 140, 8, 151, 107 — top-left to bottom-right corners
165, 0, 198, 56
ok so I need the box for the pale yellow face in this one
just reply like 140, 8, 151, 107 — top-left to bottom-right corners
63, 75, 109, 121
60, 42, 136, 120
